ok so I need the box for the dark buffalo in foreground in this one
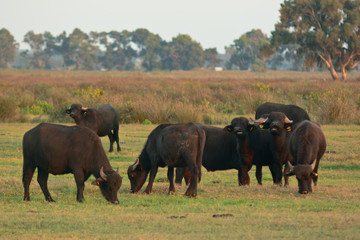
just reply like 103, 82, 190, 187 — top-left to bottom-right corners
66, 103, 120, 152
175, 124, 244, 185
22, 123, 122, 204
128, 123, 205, 197
255, 102, 310, 124
286, 120, 326, 194
225, 117, 276, 185
254, 112, 295, 186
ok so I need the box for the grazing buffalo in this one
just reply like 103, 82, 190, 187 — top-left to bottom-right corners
66, 103, 120, 152
255, 102, 310, 124
22, 123, 122, 204
225, 117, 275, 185
128, 123, 206, 197
254, 112, 294, 186
286, 120, 326, 194
175, 124, 244, 185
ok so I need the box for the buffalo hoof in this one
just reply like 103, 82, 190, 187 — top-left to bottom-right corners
46, 196, 56, 202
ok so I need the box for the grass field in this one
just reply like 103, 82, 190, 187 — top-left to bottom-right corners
1, 122, 360, 239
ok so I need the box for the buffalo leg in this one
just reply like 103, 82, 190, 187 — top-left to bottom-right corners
283, 162, 290, 186
37, 168, 55, 202
74, 172, 85, 202
269, 164, 282, 186
144, 166, 158, 194
23, 163, 36, 201
107, 134, 115, 152
167, 167, 175, 194
113, 128, 121, 152
184, 163, 198, 197
238, 165, 250, 186
255, 165, 263, 185
175, 167, 185, 185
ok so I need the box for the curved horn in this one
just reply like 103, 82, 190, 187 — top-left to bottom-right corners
100, 167, 108, 180
131, 158, 140, 171
254, 117, 268, 124
284, 116, 293, 124
310, 160, 316, 171
288, 161, 295, 172
81, 106, 88, 111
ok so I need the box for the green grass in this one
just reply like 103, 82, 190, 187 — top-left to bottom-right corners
1, 122, 360, 239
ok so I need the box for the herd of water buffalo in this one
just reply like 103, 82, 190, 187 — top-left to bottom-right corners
22, 102, 326, 204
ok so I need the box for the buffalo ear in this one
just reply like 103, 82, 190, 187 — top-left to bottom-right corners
285, 171, 295, 177
91, 177, 104, 186
225, 125, 233, 132
65, 109, 71, 114
310, 172, 318, 177
248, 124, 255, 132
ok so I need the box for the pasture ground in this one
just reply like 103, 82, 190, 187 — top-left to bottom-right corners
1, 123, 360, 239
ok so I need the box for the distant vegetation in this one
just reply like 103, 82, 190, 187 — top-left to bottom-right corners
0, 69, 359, 125
0, 0, 359, 81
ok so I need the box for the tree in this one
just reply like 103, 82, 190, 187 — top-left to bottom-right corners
0, 28, 17, 68
164, 34, 204, 71
23, 31, 55, 69
92, 30, 136, 71
204, 48, 221, 69
271, 0, 360, 81
68, 28, 98, 70
131, 28, 164, 71
227, 29, 269, 70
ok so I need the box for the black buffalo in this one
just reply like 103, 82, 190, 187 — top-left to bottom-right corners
127, 123, 206, 197
225, 117, 276, 185
286, 120, 326, 194
175, 124, 244, 185
66, 103, 120, 152
22, 123, 122, 204
255, 102, 310, 124
254, 112, 295, 186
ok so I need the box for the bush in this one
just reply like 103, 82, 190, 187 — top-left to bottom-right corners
0, 96, 17, 120
251, 59, 267, 72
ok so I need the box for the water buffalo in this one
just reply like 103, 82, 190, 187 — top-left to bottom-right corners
175, 124, 244, 185
254, 112, 294, 186
22, 123, 122, 204
65, 103, 120, 152
128, 123, 206, 197
286, 120, 326, 194
225, 117, 276, 185
255, 102, 310, 124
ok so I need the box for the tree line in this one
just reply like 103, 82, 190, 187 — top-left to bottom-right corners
0, 0, 359, 80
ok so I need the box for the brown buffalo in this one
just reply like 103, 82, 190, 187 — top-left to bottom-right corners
128, 123, 205, 197
22, 123, 122, 203
286, 120, 326, 194
66, 104, 120, 152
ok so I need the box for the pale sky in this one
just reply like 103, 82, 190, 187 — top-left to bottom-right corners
0, 0, 284, 53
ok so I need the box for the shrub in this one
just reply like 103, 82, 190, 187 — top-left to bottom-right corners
251, 59, 267, 72
23, 100, 53, 115
0, 96, 17, 120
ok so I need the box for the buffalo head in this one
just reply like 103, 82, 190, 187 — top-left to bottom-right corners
91, 167, 122, 204
225, 117, 254, 137
285, 161, 317, 194
254, 112, 293, 136
65, 104, 88, 121
127, 158, 148, 193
